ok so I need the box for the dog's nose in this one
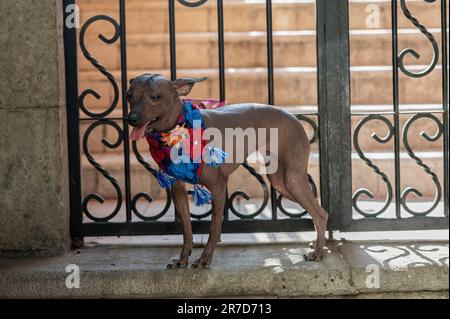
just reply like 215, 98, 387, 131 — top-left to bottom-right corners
127, 113, 139, 127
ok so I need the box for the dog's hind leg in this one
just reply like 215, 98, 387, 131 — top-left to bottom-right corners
284, 171, 329, 261
167, 181, 192, 269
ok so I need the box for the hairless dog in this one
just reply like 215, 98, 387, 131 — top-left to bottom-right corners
127, 74, 329, 268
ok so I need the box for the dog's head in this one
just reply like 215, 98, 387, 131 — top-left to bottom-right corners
127, 74, 207, 141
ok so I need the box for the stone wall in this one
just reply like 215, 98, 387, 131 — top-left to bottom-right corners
0, 0, 70, 254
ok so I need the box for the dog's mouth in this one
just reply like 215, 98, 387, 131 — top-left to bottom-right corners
130, 117, 159, 141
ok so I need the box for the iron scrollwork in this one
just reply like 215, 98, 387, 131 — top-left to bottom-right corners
398, 0, 439, 78
131, 142, 172, 221
79, 14, 124, 222
177, 0, 209, 8
229, 162, 270, 219
401, 113, 443, 216
396, 0, 443, 216
78, 15, 120, 118
353, 115, 394, 217
82, 120, 123, 222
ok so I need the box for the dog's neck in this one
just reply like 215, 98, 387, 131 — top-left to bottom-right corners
165, 97, 184, 132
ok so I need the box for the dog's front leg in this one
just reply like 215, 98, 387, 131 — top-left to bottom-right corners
167, 181, 192, 269
192, 177, 227, 269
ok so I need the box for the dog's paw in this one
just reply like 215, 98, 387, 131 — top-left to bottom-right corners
167, 258, 189, 269
191, 256, 211, 269
303, 251, 323, 261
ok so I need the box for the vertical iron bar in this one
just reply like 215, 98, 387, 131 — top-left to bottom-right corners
442, 0, 449, 216
217, 0, 228, 219
119, 0, 132, 222
266, 0, 277, 220
316, 0, 352, 230
217, 0, 226, 101
391, 0, 402, 218
266, 0, 274, 105
169, 0, 177, 221
224, 189, 229, 221
63, 0, 83, 239
169, 0, 177, 81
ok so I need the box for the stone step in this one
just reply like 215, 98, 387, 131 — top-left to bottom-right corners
78, 65, 445, 107
78, 0, 443, 33
78, 29, 444, 71
1, 243, 448, 298
81, 150, 445, 201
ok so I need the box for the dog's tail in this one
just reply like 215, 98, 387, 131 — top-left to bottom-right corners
308, 174, 318, 198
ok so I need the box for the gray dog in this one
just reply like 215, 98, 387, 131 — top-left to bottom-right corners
127, 74, 328, 268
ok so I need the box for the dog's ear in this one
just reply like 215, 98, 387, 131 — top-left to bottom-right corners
171, 77, 207, 96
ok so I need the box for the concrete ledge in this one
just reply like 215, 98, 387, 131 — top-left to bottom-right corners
0, 241, 448, 298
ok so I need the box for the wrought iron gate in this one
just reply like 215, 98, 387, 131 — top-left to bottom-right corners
342, 0, 449, 231
63, 0, 449, 239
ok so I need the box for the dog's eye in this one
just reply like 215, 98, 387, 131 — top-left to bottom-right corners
127, 92, 132, 101
151, 95, 161, 102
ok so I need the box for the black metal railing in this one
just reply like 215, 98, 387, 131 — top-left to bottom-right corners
347, 0, 449, 231
63, 0, 449, 239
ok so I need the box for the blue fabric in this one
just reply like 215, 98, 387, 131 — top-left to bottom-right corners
156, 170, 176, 188
146, 101, 205, 185
193, 185, 213, 206
206, 146, 228, 168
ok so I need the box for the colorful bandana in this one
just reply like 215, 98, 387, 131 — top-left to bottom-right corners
145, 99, 227, 206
